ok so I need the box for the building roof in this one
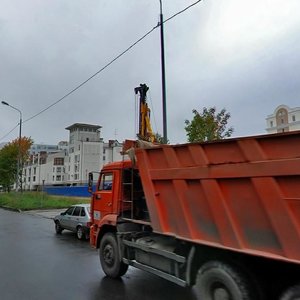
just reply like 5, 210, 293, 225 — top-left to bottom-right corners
65, 123, 102, 131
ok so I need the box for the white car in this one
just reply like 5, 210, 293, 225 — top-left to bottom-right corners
54, 204, 91, 240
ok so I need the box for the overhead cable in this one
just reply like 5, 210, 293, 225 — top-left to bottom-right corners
23, 26, 158, 124
0, 123, 19, 142
23, 0, 202, 124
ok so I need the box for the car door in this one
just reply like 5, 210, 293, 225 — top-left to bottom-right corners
70, 206, 81, 231
80, 206, 90, 227
60, 206, 75, 230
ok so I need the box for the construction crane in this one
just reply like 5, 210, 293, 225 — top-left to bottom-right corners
134, 84, 156, 143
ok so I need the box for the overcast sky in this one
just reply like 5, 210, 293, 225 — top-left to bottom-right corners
1, 0, 300, 145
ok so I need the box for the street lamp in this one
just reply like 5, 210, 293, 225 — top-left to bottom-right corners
1, 101, 23, 192
159, 0, 167, 143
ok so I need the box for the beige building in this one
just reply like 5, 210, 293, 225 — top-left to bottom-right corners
266, 105, 300, 134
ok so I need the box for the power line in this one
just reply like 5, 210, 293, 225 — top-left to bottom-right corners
1, 0, 199, 131
23, 0, 201, 124
0, 123, 19, 142
1, 1, 202, 141
164, 0, 202, 23
23, 25, 158, 124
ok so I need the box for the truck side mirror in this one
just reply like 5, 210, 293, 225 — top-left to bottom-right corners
88, 172, 93, 193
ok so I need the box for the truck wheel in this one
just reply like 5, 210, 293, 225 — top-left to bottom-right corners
99, 233, 128, 278
55, 221, 63, 234
195, 260, 253, 300
76, 226, 84, 240
280, 284, 300, 300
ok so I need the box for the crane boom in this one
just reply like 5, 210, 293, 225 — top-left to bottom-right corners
134, 84, 155, 143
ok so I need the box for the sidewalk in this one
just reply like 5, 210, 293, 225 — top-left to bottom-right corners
23, 208, 66, 219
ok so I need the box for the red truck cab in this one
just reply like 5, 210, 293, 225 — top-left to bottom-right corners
89, 160, 149, 248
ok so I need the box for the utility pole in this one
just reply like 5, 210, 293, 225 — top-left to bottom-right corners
1, 101, 23, 192
159, 0, 168, 144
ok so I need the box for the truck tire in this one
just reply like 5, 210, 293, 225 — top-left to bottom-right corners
280, 284, 300, 300
195, 260, 253, 300
99, 233, 128, 278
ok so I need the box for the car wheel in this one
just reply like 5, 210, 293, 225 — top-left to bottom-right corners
55, 221, 63, 234
195, 260, 254, 300
76, 226, 85, 240
99, 232, 128, 278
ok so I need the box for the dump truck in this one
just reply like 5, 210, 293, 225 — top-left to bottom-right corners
88, 130, 300, 299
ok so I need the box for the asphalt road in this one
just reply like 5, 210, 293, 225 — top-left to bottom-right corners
0, 208, 197, 300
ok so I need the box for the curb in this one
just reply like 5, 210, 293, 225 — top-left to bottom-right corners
21, 211, 54, 220
0, 206, 21, 213
22, 209, 65, 220
0, 206, 62, 220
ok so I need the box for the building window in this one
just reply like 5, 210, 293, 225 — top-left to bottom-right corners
292, 115, 296, 122
56, 175, 61, 181
276, 108, 288, 126
33, 167, 36, 175
270, 121, 273, 127
54, 157, 64, 165
33, 176, 36, 182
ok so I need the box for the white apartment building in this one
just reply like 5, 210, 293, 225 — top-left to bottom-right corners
66, 123, 102, 185
23, 123, 123, 190
266, 105, 300, 133
29, 144, 60, 155
23, 149, 68, 191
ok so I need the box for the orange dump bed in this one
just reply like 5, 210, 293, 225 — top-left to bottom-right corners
135, 131, 300, 264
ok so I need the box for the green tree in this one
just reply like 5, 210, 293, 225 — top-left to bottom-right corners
184, 107, 234, 143
0, 144, 18, 192
154, 133, 169, 144
0, 137, 33, 192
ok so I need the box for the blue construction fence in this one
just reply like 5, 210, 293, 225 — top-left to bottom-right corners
44, 185, 96, 198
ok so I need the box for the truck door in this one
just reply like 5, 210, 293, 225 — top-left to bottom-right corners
93, 172, 114, 221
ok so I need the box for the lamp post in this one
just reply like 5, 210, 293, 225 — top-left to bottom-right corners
159, 0, 167, 144
1, 101, 22, 192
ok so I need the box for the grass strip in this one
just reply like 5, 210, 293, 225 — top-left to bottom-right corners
0, 192, 90, 211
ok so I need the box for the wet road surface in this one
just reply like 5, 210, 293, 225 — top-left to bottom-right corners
0, 208, 198, 300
